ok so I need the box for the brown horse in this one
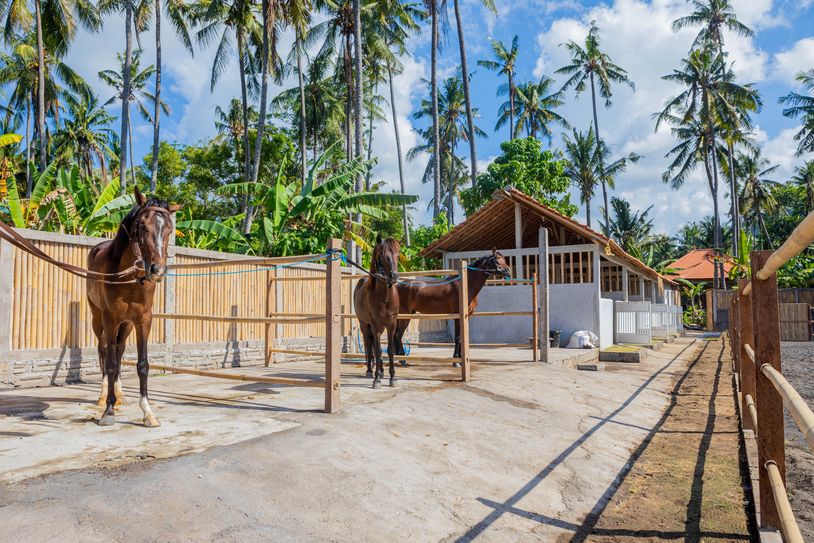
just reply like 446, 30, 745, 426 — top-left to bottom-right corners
87, 187, 181, 427
393, 249, 511, 364
353, 236, 401, 388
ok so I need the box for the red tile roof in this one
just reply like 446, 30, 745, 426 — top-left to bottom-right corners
667, 249, 735, 281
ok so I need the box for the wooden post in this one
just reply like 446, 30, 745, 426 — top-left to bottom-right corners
325, 238, 342, 413
622, 267, 629, 302
531, 272, 539, 362
264, 269, 274, 366
514, 203, 524, 279
538, 227, 549, 362
164, 211, 177, 366
458, 259, 471, 382
0, 238, 13, 385
739, 282, 756, 427
639, 276, 645, 301
750, 250, 784, 529
706, 289, 714, 331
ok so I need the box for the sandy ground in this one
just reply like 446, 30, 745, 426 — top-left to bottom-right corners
0, 338, 750, 542
779, 341, 814, 540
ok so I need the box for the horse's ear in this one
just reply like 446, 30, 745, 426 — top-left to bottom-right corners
491, 246, 497, 255
134, 186, 147, 206
376, 233, 382, 244
169, 203, 183, 213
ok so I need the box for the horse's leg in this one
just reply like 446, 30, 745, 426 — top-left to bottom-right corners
387, 324, 397, 387
372, 330, 383, 389
395, 318, 409, 362
452, 319, 462, 368
135, 315, 159, 428
362, 323, 374, 379
113, 321, 134, 407
91, 311, 107, 408
98, 318, 121, 426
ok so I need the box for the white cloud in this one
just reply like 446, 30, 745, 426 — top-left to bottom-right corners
773, 38, 814, 85
531, 0, 773, 234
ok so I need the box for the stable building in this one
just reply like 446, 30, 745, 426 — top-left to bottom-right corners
419, 188, 681, 355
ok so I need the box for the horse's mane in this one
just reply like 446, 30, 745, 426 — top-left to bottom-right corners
370, 238, 401, 273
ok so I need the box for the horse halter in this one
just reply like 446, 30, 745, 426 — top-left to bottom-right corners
124, 205, 172, 281
474, 254, 511, 278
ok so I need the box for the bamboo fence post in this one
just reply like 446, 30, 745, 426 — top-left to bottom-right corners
325, 238, 341, 413
738, 279, 756, 431
264, 269, 273, 366
750, 250, 785, 530
532, 272, 539, 362
538, 227, 550, 362
458, 259, 471, 382
164, 212, 177, 365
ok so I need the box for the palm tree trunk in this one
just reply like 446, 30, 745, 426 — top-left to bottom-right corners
453, 0, 477, 187
388, 65, 410, 246
34, 0, 46, 173
236, 27, 251, 218
352, 0, 363, 263
585, 196, 591, 228
589, 72, 609, 234
150, 0, 162, 193
246, 0, 273, 233
128, 109, 137, 188
727, 141, 740, 256
448, 141, 455, 226
296, 30, 307, 186
759, 215, 773, 250
24, 104, 31, 196
508, 73, 514, 141
119, 0, 134, 194
431, 0, 441, 219
365, 88, 375, 190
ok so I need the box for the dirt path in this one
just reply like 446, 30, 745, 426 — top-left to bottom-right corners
572, 337, 757, 543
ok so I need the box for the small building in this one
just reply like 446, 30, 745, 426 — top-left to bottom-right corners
420, 188, 681, 352
667, 249, 735, 284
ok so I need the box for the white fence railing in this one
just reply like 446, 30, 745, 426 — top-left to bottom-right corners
615, 301, 653, 344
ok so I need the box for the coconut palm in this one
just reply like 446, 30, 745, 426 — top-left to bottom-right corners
453, 0, 493, 186
99, 50, 169, 189
556, 22, 634, 233
601, 196, 653, 258
478, 35, 519, 142
737, 149, 779, 249
426, 0, 445, 218
141, 0, 194, 192
509, 76, 568, 141
780, 70, 814, 156
52, 91, 115, 180
792, 160, 814, 214
283, 0, 314, 185
0, 0, 101, 172
562, 127, 599, 227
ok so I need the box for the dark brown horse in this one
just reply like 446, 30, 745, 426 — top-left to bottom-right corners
393, 249, 511, 363
87, 187, 181, 427
353, 236, 401, 388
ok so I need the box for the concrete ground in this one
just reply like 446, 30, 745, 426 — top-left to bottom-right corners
1, 340, 706, 541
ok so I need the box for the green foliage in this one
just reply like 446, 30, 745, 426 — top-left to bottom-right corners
459, 138, 577, 217
400, 214, 451, 270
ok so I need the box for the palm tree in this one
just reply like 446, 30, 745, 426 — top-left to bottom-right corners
52, 91, 115, 180
562, 127, 599, 227
792, 160, 814, 214
283, 0, 313, 185
426, 0, 444, 218
509, 76, 568, 141
99, 50, 170, 189
453, 0, 493, 186
145, 0, 194, 192
556, 21, 634, 233
478, 35, 519, 141
601, 196, 653, 258
780, 70, 814, 156
0, 0, 101, 173
737, 149, 779, 249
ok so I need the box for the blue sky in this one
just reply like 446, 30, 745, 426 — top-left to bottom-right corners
58, 0, 814, 235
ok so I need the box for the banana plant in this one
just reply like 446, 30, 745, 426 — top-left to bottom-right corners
175, 207, 250, 252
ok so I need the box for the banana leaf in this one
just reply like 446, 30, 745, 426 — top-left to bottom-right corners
176, 219, 249, 245
0, 133, 22, 148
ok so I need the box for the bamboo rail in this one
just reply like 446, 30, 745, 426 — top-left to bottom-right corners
765, 461, 805, 543
120, 360, 324, 388
742, 210, 814, 296
152, 313, 325, 324
760, 364, 814, 451
745, 394, 758, 436
168, 253, 324, 270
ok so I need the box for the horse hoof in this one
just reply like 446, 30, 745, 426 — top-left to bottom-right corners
365, 370, 373, 378
98, 414, 116, 426
452, 362, 462, 368
143, 415, 161, 428
372, 380, 381, 389
389, 378, 398, 387
399, 361, 407, 367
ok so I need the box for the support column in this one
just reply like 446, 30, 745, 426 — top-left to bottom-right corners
639, 275, 645, 301
0, 238, 13, 385
738, 279, 755, 431
458, 259, 470, 382
325, 238, 342, 413
622, 267, 629, 302
538, 227, 549, 362
514, 203, 524, 279
750, 250, 784, 530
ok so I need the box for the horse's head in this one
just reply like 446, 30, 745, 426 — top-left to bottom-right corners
127, 187, 182, 283
471, 247, 512, 279
370, 234, 401, 287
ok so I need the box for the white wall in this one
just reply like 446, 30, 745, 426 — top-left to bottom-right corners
549, 283, 600, 347
464, 285, 536, 344
599, 298, 614, 349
